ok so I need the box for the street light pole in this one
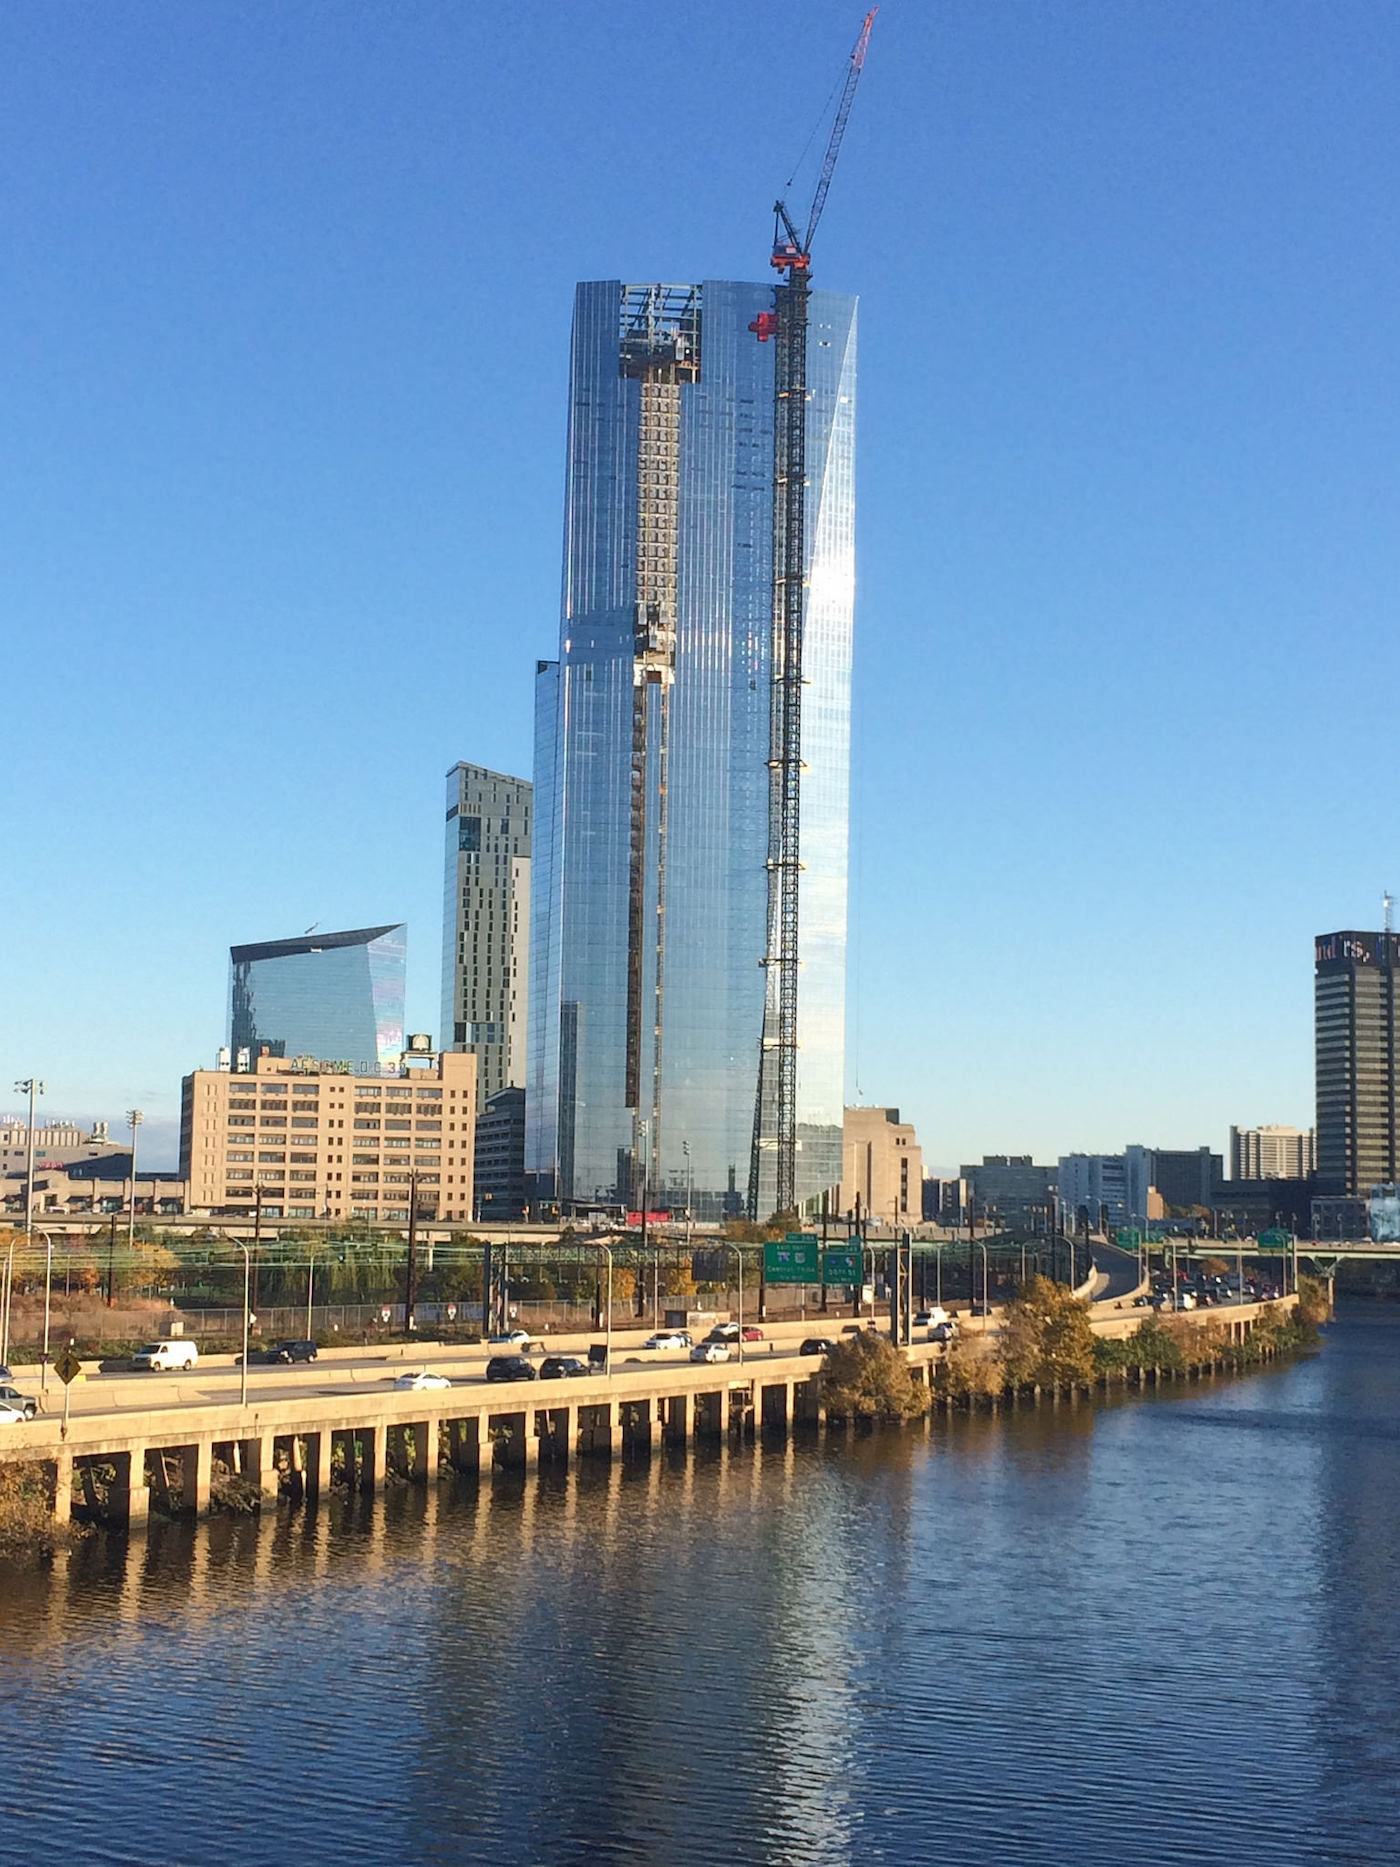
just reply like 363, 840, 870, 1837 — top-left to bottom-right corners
724, 1244, 746, 1364
39, 1228, 54, 1393
239, 1242, 251, 1406
305, 1250, 317, 1342
125, 1108, 144, 1262
595, 1241, 613, 1371
15, 1078, 44, 1264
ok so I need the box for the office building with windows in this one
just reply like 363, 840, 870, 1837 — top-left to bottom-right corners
441, 764, 531, 1103
1229, 1123, 1316, 1181
180, 1048, 476, 1223
839, 1106, 923, 1227
229, 925, 406, 1074
528, 279, 856, 1217
1315, 930, 1400, 1196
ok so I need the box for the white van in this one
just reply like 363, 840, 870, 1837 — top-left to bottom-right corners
131, 1340, 199, 1372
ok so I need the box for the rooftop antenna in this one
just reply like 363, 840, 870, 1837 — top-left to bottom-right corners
1385, 893, 1393, 936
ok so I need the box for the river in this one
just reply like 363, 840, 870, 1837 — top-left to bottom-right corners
0, 1307, 1396, 1866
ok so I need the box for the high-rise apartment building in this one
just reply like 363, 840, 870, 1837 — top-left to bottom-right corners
180, 1049, 476, 1223
1315, 930, 1400, 1195
1229, 1124, 1316, 1181
529, 279, 856, 1218
229, 925, 406, 1074
440, 763, 531, 1100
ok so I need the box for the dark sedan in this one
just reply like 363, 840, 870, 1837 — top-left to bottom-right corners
799, 1338, 836, 1357
539, 1355, 593, 1380
486, 1354, 537, 1383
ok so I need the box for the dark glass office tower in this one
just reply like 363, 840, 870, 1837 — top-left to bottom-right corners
1315, 930, 1400, 1195
528, 280, 856, 1217
229, 924, 406, 1074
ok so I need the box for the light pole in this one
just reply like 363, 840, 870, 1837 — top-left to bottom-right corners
38, 1228, 54, 1393
977, 1240, 990, 1325
125, 1109, 144, 1262
724, 1244, 746, 1364
239, 1241, 251, 1406
15, 1078, 44, 1260
595, 1240, 613, 1371
305, 1249, 317, 1342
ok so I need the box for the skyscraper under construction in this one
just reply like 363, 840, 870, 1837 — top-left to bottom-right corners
527, 279, 857, 1218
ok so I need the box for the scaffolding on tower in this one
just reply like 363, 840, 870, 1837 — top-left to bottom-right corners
749, 10, 875, 1220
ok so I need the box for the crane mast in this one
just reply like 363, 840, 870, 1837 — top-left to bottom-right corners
749, 11, 874, 1220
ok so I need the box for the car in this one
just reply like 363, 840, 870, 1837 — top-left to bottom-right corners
539, 1355, 594, 1379
267, 1339, 318, 1363
929, 1321, 958, 1343
0, 1384, 39, 1420
643, 1331, 692, 1350
706, 1322, 741, 1341
799, 1337, 836, 1356
741, 1325, 764, 1342
1132, 1294, 1155, 1307
0, 1401, 27, 1427
913, 1307, 951, 1329
131, 1340, 199, 1372
841, 1322, 877, 1335
485, 1355, 537, 1383
393, 1370, 451, 1391
487, 1329, 532, 1347
690, 1341, 731, 1364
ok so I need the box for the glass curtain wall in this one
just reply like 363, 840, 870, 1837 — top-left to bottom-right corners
529, 280, 855, 1217
229, 925, 407, 1075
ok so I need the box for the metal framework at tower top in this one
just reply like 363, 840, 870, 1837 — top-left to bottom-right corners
749, 11, 875, 1220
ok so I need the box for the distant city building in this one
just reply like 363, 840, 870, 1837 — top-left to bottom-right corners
922, 1177, 966, 1226
1230, 1125, 1315, 1180
180, 1049, 476, 1224
475, 1086, 526, 1221
838, 1107, 923, 1226
1057, 1154, 1130, 1230
960, 1156, 1056, 1228
441, 764, 532, 1103
1127, 1145, 1220, 1217
2, 1161, 185, 1218
229, 925, 406, 1075
1315, 931, 1400, 1196
528, 279, 856, 1220
0, 1118, 117, 1174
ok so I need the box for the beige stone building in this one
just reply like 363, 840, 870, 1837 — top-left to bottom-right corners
838, 1106, 924, 1226
180, 1050, 477, 1224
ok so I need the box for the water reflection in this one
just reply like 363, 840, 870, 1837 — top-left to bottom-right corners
0, 1323, 1396, 1865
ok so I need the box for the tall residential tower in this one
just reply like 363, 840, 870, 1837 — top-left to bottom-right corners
440, 763, 532, 1101
528, 279, 856, 1218
1315, 930, 1400, 1195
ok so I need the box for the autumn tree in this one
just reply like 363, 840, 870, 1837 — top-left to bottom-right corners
820, 1332, 928, 1421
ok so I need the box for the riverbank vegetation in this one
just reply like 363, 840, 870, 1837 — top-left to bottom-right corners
0, 1461, 78, 1557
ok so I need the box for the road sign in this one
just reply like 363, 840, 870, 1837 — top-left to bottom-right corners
1258, 1228, 1290, 1251
822, 1247, 862, 1285
54, 1346, 83, 1386
1115, 1228, 1142, 1250
764, 1238, 820, 1284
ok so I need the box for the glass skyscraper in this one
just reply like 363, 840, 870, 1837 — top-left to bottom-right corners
528, 279, 856, 1217
229, 924, 406, 1074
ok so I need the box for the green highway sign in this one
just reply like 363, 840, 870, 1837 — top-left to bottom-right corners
821, 1248, 862, 1285
1258, 1228, 1291, 1251
1115, 1228, 1142, 1250
764, 1238, 820, 1284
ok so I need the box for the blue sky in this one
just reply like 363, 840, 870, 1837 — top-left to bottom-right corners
3, 1, 1395, 1172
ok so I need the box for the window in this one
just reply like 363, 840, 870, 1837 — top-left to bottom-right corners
289, 1171, 316, 1183
228, 1116, 255, 1128
384, 1136, 410, 1149
354, 1119, 380, 1131
415, 1120, 442, 1133
290, 1152, 317, 1164
226, 1168, 254, 1181
352, 1153, 380, 1166
291, 1117, 318, 1128
351, 1172, 379, 1184
260, 1116, 287, 1128
258, 1151, 287, 1163
226, 1150, 254, 1162
385, 1119, 412, 1131
229, 1099, 256, 1111
414, 1152, 441, 1165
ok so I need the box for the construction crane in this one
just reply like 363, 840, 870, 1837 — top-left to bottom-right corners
749, 10, 876, 1221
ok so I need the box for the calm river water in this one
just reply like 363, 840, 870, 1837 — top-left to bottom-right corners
1, 1308, 1398, 1866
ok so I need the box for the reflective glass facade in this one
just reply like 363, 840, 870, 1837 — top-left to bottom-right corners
229, 925, 406, 1074
528, 280, 856, 1216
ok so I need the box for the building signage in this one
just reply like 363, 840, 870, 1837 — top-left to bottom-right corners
763, 1238, 820, 1284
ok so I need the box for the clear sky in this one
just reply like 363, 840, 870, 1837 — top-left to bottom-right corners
4, 0, 1396, 1172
